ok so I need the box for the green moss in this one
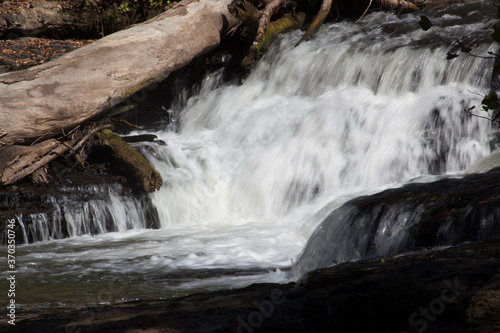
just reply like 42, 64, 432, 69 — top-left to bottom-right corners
100, 129, 162, 192
241, 13, 306, 68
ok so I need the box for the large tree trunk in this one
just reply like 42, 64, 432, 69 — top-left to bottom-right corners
0, 0, 239, 149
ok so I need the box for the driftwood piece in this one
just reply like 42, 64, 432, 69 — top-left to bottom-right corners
0, 0, 239, 149
99, 129, 162, 192
0, 125, 105, 186
0, 139, 59, 174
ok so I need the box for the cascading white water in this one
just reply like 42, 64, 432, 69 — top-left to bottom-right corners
8, 183, 150, 243
143, 3, 495, 236
5, 1, 498, 309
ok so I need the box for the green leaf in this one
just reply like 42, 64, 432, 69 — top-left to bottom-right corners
493, 24, 500, 43
482, 91, 500, 111
419, 16, 433, 31
446, 52, 459, 60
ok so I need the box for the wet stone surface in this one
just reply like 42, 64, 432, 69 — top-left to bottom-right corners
2, 235, 500, 332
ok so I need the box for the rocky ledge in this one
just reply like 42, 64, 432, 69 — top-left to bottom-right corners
2, 235, 500, 332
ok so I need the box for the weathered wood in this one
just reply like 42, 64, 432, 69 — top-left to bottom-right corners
229, 0, 305, 68
1, 140, 72, 186
0, 139, 59, 174
31, 165, 50, 185
0, 125, 107, 186
227, 0, 261, 35
0, 0, 239, 149
99, 129, 162, 192
253, 0, 284, 48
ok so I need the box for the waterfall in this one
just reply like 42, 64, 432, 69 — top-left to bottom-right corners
1, 182, 154, 244
144, 4, 495, 228
5, 1, 500, 308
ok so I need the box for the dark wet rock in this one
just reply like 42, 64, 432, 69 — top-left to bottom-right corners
292, 167, 500, 277
0, 167, 159, 244
466, 273, 500, 333
3, 236, 500, 333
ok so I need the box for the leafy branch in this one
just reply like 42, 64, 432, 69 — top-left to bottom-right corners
419, 7, 500, 124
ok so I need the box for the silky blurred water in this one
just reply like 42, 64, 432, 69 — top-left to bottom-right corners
4, 1, 498, 310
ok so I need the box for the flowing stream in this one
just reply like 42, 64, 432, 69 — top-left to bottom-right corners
2, 1, 499, 311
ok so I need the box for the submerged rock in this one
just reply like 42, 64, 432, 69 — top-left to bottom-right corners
466, 147, 500, 174
3, 236, 500, 332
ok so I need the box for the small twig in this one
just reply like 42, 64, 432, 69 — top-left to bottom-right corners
464, 108, 496, 122
71, 124, 111, 153
226, 22, 242, 37
59, 125, 81, 141
30, 130, 53, 146
110, 118, 141, 131
356, 0, 372, 23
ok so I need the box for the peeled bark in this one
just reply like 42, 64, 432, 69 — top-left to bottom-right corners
0, 0, 239, 149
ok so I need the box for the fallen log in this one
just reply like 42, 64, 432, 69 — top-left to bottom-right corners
0, 0, 430, 187
0, 0, 239, 149
98, 129, 162, 192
